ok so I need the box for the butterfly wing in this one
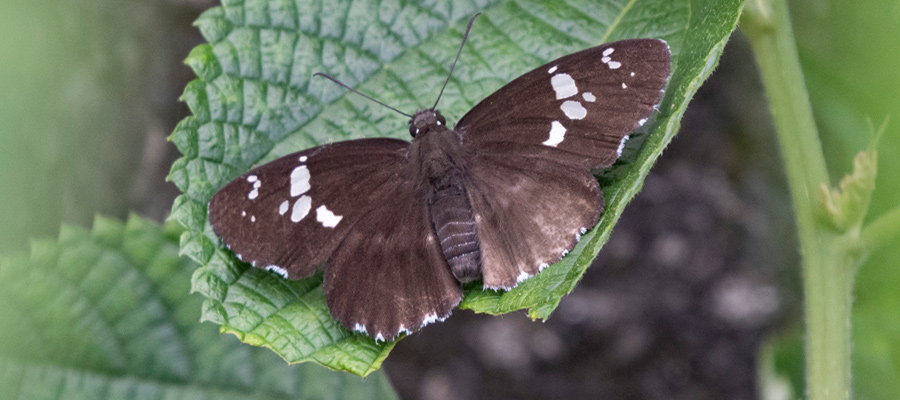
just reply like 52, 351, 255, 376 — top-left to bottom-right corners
208, 138, 410, 279
209, 138, 462, 339
467, 153, 602, 290
458, 39, 671, 289
458, 39, 671, 169
324, 179, 463, 341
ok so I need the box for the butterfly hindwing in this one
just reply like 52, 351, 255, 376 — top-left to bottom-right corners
468, 152, 602, 289
458, 39, 671, 169
324, 180, 463, 341
208, 138, 409, 279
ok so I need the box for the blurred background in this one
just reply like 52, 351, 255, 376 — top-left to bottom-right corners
0, 0, 897, 399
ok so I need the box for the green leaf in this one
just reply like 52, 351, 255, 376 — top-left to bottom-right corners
168, 0, 743, 374
0, 215, 397, 399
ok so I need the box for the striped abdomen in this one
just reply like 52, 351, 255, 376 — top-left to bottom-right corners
429, 185, 481, 283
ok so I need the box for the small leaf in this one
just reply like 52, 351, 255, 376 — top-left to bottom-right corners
168, 0, 744, 374
0, 215, 397, 399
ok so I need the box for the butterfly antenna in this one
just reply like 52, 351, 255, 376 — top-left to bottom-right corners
313, 72, 412, 118
432, 12, 481, 110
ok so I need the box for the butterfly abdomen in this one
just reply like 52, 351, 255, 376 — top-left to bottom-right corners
429, 184, 481, 283
408, 120, 483, 284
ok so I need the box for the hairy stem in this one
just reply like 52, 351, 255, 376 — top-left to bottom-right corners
742, 0, 854, 398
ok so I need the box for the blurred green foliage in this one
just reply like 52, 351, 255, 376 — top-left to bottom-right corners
0, 0, 153, 252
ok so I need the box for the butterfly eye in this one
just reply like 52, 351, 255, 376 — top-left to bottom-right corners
437, 114, 446, 126
409, 125, 419, 137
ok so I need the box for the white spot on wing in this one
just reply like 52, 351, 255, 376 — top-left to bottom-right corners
241, 211, 246, 217
265, 265, 289, 278
582, 92, 596, 102
630, 71, 635, 77
420, 312, 449, 328
248, 179, 262, 200
353, 323, 368, 335
617, 135, 630, 157
291, 195, 312, 222
278, 200, 289, 215
375, 333, 385, 343
539, 263, 549, 271
639, 118, 648, 126
608, 61, 621, 69
543, 121, 567, 147
250, 215, 256, 222
299, 155, 307, 162
603, 47, 614, 56
516, 271, 532, 283
547, 65, 557, 74
290, 165, 311, 197
601, 56, 611, 63
576, 227, 587, 242
621, 82, 627, 89
316, 205, 342, 228
550, 73, 578, 99
560, 100, 587, 120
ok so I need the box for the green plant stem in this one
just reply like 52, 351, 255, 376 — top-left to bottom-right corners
861, 205, 900, 254
742, 0, 854, 399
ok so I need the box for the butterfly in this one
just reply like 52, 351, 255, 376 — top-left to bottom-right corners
208, 15, 671, 342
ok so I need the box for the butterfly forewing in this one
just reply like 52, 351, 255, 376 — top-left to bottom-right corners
208, 138, 409, 279
458, 39, 671, 169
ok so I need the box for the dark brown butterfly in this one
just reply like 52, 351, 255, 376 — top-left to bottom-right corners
208, 15, 671, 342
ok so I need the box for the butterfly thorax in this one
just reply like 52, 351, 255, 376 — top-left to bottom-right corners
408, 109, 482, 283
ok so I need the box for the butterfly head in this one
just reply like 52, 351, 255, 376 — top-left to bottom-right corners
409, 109, 447, 138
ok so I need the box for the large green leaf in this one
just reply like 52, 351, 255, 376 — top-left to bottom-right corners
0, 215, 396, 399
168, 0, 744, 375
